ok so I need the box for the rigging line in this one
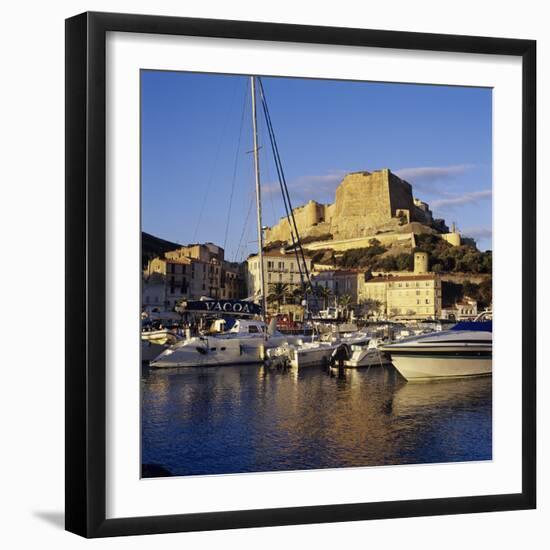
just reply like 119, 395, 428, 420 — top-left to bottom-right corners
234, 187, 256, 263
256, 86, 298, 252
257, 85, 306, 291
223, 79, 249, 252
262, 88, 313, 292
258, 79, 309, 271
261, 120, 278, 227
258, 79, 312, 291
192, 78, 240, 242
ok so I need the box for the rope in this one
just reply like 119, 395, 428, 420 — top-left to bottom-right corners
193, 79, 240, 242
223, 80, 249, 252
257, 78, 313, 300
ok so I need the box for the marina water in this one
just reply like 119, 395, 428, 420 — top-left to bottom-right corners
141, 364, 492, 477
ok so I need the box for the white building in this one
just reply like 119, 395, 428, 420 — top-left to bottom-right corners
246, 249, 312, 300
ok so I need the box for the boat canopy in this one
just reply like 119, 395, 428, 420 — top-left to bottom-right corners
451, 320, 492, 332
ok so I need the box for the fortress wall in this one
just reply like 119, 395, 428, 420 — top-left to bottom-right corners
325, 203, 336, 224
302, 232, 416, 252
388, 172, 416, 219
265, 200, 329, 243
442, 232, 461, 246
264, 168, 450, 248
330, 170, 394, 238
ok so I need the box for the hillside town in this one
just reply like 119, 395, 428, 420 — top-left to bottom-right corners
140, 74, 494, 481
142, 168, 491, 324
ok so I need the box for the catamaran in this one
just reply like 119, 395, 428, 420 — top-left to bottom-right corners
150, 319, 304, 367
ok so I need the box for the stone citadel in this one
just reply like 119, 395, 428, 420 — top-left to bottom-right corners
264, 168, 464, 251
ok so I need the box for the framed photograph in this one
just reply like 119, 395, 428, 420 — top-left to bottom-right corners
65, 11, 536, 537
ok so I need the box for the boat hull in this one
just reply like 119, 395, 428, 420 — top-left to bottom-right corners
344, 349, 390, 368
390, 352, 492, 381
291, 345, 336, 368
150, 340, 265, 367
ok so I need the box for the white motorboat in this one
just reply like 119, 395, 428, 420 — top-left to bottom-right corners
289, 340, 339, 368
267, 331, 371, 368
150, 319, 303, 367
344, 338, 391, 368
380, 321, 492, 381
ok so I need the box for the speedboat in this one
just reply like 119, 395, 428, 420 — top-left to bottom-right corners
289, 340, 339, 368
267, 331, 370, 368
344, 338, 391, 368
380, 321, 492, 381
150, 319, 302, 368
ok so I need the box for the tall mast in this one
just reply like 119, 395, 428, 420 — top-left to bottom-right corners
250, 76, 267, 326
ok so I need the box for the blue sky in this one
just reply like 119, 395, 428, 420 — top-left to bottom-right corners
141, 71, 492, 258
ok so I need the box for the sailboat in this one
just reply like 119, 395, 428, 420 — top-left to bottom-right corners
150, 76, 310, 368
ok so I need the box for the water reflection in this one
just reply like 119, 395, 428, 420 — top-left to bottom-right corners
141, 364, 492, 477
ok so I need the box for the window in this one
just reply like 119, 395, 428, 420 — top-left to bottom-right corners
249, 325, 259, 333
267, 261, 274, 269
425, 299, 430, 304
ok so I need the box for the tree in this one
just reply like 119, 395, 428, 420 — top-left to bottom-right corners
360, 298, 383, 319
267, 282, 290, 312
477, 278, 493, 308
338, 294, 353, 320
314, 284, 333, 309
337, 241, 387, 268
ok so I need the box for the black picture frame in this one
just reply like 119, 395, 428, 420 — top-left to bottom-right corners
65, 11, 536, 538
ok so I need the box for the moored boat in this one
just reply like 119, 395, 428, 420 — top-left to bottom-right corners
380, 321, 492, 381
344, 338, 391, 368
150, 319, 303, 367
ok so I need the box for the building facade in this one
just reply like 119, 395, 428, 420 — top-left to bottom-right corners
144, 257, 192, 310
144, 243, 245, 311
360, 274, 442, 319
311, 269, 360, 302
246, 249, 312, 304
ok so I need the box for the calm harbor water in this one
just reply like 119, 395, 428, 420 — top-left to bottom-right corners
141, 364, 492, 477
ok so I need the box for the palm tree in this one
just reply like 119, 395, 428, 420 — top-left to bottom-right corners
267, 282, 290, 312
338, 293, 353, 320
314, 284, 333, 309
